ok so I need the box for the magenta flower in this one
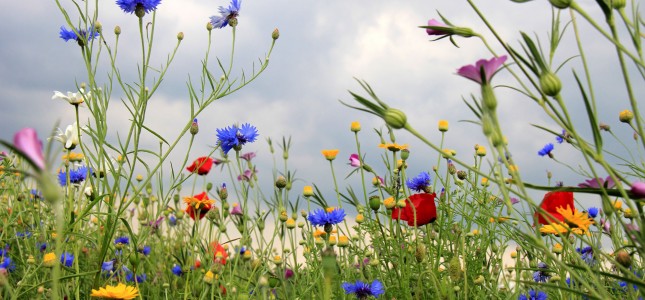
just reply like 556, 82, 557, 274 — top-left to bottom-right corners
578, 176, 616, 189
425, 19, 450, 36
457, 55, 507, 84
13, 128, 45, 170
230, 203, 243, 215
349, 154, 361, 167
240, 152, 256, 162
631, 182, 645, 199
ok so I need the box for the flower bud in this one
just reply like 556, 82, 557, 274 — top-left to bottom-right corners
549, 0, 572, 9
350, 121, 361, 132
177, 32, 184, 41
303, 185, 314, 197
599, 123, 611, 131
285, 218, 296, 229
383, 108, 407, 129
619, 109, 634, 123
338, 236, 349, 247
612, 0, 626, 9
272, 28, 280, 40
114, 26, 121, 35
631, 182, 645, 199
438, 120, 449, 132
383, 197, 395, 209
457, 170, 467, 180
275, 176, 287, 189
539, 71, 562, 96
94, 21, 102, 33
190, 118, 199, 135
229, 18, 238, 27
616, 249, 632, 268
369, 196, 381, 211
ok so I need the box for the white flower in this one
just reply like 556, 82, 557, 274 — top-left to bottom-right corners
52, 88, 91, 105
51, 122, 81, 150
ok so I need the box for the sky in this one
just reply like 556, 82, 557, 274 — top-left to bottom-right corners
0, 0, 641, 218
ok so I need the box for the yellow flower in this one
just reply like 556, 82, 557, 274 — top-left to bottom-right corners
43, 252, 56, 267
613, 200, 623, 210
624, 208, 635, 219
183, 195, 214, 210
313, 229, 327, 238
619, 109, 634, 123
475, 145, 486, 157
350, 121, 361, 132
510, 251, 517, 259
303, 186, 314, 197
355, 214, 365, 224
338, 236, 349, 247
539, 223, 570, 235
481, 178, 489, 187
321, 149, 340, 160
329, 236, 337, 246
378, 143, 408, 152
203, 270, 215, 284
62, 152, 84, 162
508, 165, 519, 173
383, 197, 396, 209
441, 149, 456, 158
438, 120, 449, 132
90, 283, 139, 299
471, 229, 480, 235
552, 243, 563, 254
556, 205, 593, 232
273, 255, 283, 264
285, 218, 296, 229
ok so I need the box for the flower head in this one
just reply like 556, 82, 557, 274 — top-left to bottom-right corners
308, 208, 346, 227
230, 203, 243, 215
518, 290, 547, 300
576, 246, 596, 266
101, 261, 115, 273
378, 143, 408, 151
587, 207, 599, 218
125, 272, 146, 283
578, 176, 615, 189
631, 181, 645, 199
186, 157, 214, 175
212, 242, 228, 265
0, 257, 15, 272
538, 143, 554, 157
52, 88, 91, 106
425, 19, 451, 36
342, 279, 385, 299
210, 0, 242, 29
556, 129, 566, 144
60, 252, 74, 267
349, 154, 361, 167
320, 149, 340, 161
57, 166, 89, 186
532, 262, 550, 282
216, 123, 258, 154
556, 205, 593, 232
457, 55, 507, 85
13, 128, 45, 170
171, 264, 183, 276
391, 193, 437, 227
91, 283, 139, 299
59, 26, 99, 44
240, 152, 256, 161
114, 236, 130, 246
184, 192, 214, 221
534, 191, 575, 225
51, 122, 81, 150
116, 0, 162, 15
406, 172, 431, 192
43, 252, 56, 267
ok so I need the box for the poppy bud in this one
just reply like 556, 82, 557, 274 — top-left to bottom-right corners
383, 108, 407, 129
539, 71, 562, 96
369, 196, 381, 211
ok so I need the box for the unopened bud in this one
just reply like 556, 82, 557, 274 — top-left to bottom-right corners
177, 32, 184, 41
272, 28, 280, 40
539, 72, 562, 96
619, 110, 634, 123
114, 26, 121, 35
549, 0, 572, 9
383, 108, 407, 129
612, 0, 626, 9
275, 176, 287, 189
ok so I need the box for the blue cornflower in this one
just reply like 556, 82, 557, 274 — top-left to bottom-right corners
406, 171, 431, 192
576, 246, 596, 266
59, 26, 99, 43
38, 242, 47, 252
138, 245, 151, 256
342, 279, 385, 299
308, 208, 346, 227
57, 166, 89, 186
0, 257, 15, 272
116, 0, 162, 15
556, 129, 566, 144
210, 0, 242, 29
168, 214, 177, 226
126, 272, 147, 283
587, 207, 599, 218
216, 123, 258, 154
60, 252, 74, 267
538, 143, 554, 157
30, 189, 42, 200
114, 236, 130, 245
518, 290, 547, 300
16, 231, 32, 238
101, 261, 115, 273
532, 262, 550, 282
171, 264, 183, 276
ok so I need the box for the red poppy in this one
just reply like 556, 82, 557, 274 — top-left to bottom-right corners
391, 193, 437, 226
184, 192, 213, 221
212, 242, 228, 265
186, 157, 214, 175
534, 191, 575, 225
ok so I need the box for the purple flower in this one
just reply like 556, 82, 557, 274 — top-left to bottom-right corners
59, 26, 99, 43
60, 252, 74, 267
556, 129, 566, 144
349, 154, 361, 167
308, 208, 346, 227
510, 197, 520, 205
631, 181, 645, 199
216, 123, 258, 154
425, 19, 450, 36
240, 152, 256, 161
457, 55, 507, 85
13, 128, 45, 170
578, 176, 615, 189
230, 203, 243, 215
168, 214, 177, 226
600, 218, 611, 233
102, 261, 115, 273
126, 272, 147, 283
0, 257, 15, 272
209, 0, 242, 29
518, 290, 547, 300
171, 264, 183, 276
538, 143, 554, 157
237, 168, 256, 181
284, 268, 294, 280
114, 236, 130, 245
342, 279, 385, 298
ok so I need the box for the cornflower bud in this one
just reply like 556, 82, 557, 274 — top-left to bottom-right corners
272, 28, 280, 40
190, 118, 199, 135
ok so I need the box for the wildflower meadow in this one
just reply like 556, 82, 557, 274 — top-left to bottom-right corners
1, 0, 645, 299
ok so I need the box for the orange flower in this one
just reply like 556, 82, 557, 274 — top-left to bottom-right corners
184, 192, 214, 220
378, 143, 408, 151
321, 149, 340, 160
212, 242, 228, 265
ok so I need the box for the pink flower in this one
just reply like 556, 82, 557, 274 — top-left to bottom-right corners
230, 203, 243, 215
425, 19, 450, 36
240, 152, 256, 161
578, 176, 615, 189
457, 55, 507, 84
13, 128, 45, 170
349, 154, 361, 167
631, 182, 645, 199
